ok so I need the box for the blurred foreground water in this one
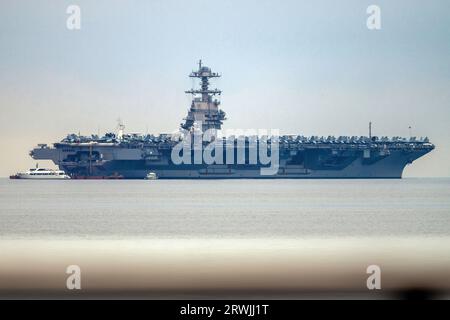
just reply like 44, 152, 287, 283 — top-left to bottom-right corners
0, 178, 449, 298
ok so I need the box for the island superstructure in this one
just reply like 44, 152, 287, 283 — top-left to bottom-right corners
30, 61, 434, 179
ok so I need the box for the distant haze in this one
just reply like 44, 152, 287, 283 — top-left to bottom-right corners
0, 0, 449, 177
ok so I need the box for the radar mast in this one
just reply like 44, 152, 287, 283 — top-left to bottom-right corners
182, 60, 226, 132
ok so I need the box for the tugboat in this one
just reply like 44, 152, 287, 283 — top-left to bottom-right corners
10, 165, 70, 180
145, 172, 158, 180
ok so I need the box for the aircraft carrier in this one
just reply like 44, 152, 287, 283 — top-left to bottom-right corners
30, 61, 434, 179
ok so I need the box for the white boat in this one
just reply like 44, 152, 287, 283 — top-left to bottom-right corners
145, 172, 158, 180
13, 167, 71, 180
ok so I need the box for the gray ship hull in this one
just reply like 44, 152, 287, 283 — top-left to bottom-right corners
31, 143, 433, 179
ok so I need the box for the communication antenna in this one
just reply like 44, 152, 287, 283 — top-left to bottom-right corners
369, 122, 372, 139
185, 59, 222, 102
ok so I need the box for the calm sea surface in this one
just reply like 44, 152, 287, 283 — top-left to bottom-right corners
0, 178, 449, 239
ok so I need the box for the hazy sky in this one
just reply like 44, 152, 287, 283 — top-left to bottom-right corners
0, 0, 449, 177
